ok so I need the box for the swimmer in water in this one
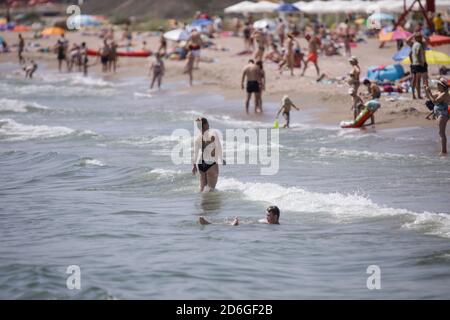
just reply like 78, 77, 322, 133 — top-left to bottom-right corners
198, 206, 280, 226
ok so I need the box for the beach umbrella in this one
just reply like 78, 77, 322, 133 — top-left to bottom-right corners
253, 19, 277, 31
392, 46, 411, 62
428, 35, 450, 47
67, 15, 102, 27
402, 50, 450, 65
41, 27, 65, 36
163, 29, 190, 42
367, 12, 395, 29
224, 1, 255, 14
276, 3, 300, 13
379, 27, 411, 42
191, 19, 213, 27
249, 1, 278, 13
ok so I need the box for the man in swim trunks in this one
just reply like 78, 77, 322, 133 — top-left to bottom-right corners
276, 95, 300, 128
187, 29, 203, 69
301, 34, 321, 78
55, 34, 68, 72
99, 39, 110, 73
198, 206, 280, 226
241, 59, 262, 114
192, 117, 224, 192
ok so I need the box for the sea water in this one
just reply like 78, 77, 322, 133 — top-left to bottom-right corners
0, 63, 449, 299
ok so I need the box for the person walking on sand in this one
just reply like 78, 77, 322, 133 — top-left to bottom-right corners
184, 49, 195, 86
18, 33, 25, 64
276, 95, 300, 128
198, 206, 280, 226
150, 52, 165, 90
347, 56, 360, 94
192, 117, 224, 192
301, 34, 321, 78
278, 33, 295, 76
241, 59, 261, 114
424, 78, 449, 155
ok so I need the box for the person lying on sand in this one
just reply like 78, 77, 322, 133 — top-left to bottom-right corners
276, 95, 300, 128
198, 206, 281, 226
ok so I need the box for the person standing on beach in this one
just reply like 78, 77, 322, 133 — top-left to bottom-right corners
158, 27, 167, 56
243, 22, 253, 52
349, 87, 364, 121
80, 42, 89, 76
55, 34, 68, 72
347, 56, 360, 94
18, 34, 25, 64
187, 29, 203, 69
99, 40, 110, 73
252, 29, 267, 61
150, 52, 165, 90
277, 18, 286, 48
108, 41, 118, 73
184, 49, 195, 86
424, 78, 449, 155
256, 60, 265, 113
410, 33, 426, 99
301, 34, 320, 78
241, 59, 261, 114
192, 117, 224, 192
278, 33, 295, 76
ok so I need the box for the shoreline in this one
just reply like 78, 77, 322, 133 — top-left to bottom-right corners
0, 31, 444, 131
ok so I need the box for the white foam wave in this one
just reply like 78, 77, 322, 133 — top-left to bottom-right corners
80, 158, 105, 167
0, 119, 94, 142
0, 98, 49, 113
317, 147, 415, 161
217, 178, 450, 239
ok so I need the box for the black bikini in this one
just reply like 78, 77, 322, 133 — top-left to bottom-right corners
198, 137, 216, 173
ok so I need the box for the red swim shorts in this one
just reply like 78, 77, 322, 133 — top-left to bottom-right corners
307, 52, 318, 63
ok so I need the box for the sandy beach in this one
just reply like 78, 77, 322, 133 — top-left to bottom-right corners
2, 30, 447, 129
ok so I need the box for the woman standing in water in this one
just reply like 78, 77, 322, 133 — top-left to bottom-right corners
425, 78, 449, 155
192, 118, 224, 192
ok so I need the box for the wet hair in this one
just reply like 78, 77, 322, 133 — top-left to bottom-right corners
249, 59, 255, 64
267, 206, 280, 218
363, 79, 370, 85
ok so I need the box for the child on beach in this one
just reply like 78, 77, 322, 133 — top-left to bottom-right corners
276, 95, 300, 128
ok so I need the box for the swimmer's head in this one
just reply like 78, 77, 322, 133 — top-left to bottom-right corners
266, 206, 280, 224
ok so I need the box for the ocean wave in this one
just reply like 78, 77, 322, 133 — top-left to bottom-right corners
79, 158, 105, 167
0, 119, 96, 142
0, 98, 50, 114
217, 177, 450, 239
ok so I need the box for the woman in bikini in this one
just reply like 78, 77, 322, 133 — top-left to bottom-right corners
192, 118, 224, 192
